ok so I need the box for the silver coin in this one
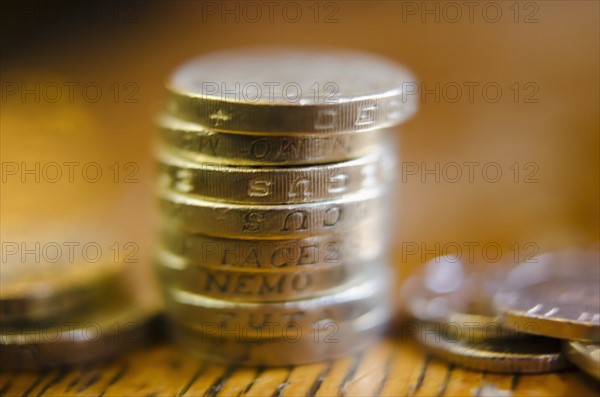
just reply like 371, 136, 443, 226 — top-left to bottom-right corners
166, 47, 418, 133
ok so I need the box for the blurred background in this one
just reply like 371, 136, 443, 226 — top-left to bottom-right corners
1, 0, 598, 309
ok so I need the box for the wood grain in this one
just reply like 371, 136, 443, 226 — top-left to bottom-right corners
1, 337, 598, 397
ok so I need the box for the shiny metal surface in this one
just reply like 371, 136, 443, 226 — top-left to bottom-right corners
158, 221, 386, 269
166, 47, 418, 133
154, 47, 405, 366
158, 114, 388, 165
564, 340, 600, 380
158, 188, 390, 239
0, 261, 125, 324
157, 145, 395, 204
164, 270, 390, 339
418, 332, 570, 374
155, 249, 384, 302
0, 303, 159, 370
170, 305, 389, 366
400, 255, 519, 342
495, 279, 600, 342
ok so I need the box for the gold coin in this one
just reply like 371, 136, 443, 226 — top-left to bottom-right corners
159, 187, 390, 239
157, 145, 395, 204
163, 269, 390, 339
155, 249, 384, 302
495, 279, 600, 341
166, 47, 417, 133
158, 221, 386, 269
564, 340, 600, 380
170, 305, 389, 366
418, 331, 570, 374
0, 302, 159, 369
0, 261, 125, 324
158, 113, 389, 165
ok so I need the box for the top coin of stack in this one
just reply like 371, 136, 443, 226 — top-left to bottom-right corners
156, 47, 418, 366
164, 47, 417, 137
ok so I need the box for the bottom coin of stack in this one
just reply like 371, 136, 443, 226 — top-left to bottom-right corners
0, 260, 158, 370
167, 273, 390, 366
403, 249, 600, 377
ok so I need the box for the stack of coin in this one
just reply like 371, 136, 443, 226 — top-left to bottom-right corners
0, 237, 157, 369
403, 248, 600, 377
156, 47, 418, 365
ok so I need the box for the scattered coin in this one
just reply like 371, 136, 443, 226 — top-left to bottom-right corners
494, 279, 600, 341
0, 261, 125, 324
418, 331, 570, 374
400, 255, 520, 342
0, 302, 159, 370
503, 248, 600, 291
564, 340, 600, 380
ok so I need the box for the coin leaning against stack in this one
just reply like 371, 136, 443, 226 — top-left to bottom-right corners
155, 47, 418, 366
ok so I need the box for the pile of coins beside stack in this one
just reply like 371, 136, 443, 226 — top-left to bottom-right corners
402, 248, 600, 378
0, 243, 156, 369
155, 48, 418, 365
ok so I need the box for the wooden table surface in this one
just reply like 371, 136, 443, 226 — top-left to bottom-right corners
1, 335, 599, 397
1, 2, 598, 396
